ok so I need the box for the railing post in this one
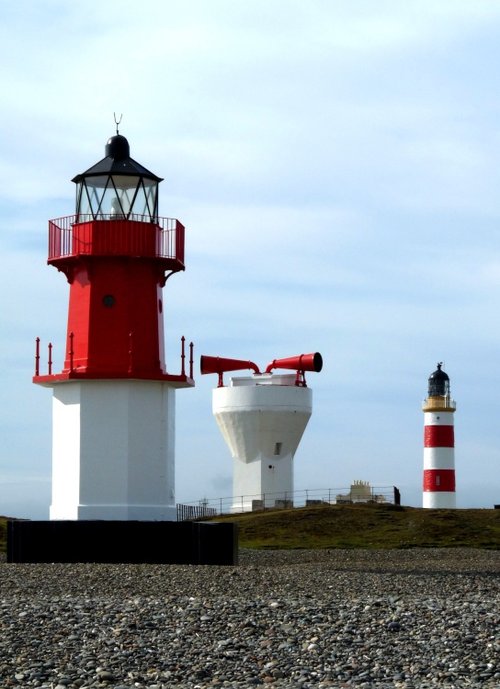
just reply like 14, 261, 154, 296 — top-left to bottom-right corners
156, 224, 161, 258
35, 337, 40, 376
189, 341, 194, 379
48, 343, 53, 375
176, 220, 185, 265
180, 336, 186, 376
48, 222, 53, 260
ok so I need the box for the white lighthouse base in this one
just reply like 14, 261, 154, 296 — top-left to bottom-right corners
212, 374, 312, 513
49, 380, 176, 521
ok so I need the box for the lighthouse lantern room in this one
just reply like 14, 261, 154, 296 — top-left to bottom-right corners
34, 131, 194, 521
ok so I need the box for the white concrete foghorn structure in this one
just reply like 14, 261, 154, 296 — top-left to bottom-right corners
202, 353, 322, 512
203, 352, 322, 512
422, 363, 456, 509
212, 373, 313, 512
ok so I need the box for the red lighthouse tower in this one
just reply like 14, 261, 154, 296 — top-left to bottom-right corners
34, 131, 194, 521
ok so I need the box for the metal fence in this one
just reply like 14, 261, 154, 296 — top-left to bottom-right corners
177, 503, 218, 522
177, 485, 401, 520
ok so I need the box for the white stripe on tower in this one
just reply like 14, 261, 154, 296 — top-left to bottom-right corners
422, 363, 456, 509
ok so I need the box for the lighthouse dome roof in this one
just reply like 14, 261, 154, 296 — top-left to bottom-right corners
427, 362, 450, 397
105, 134, 130, 160
429, 362, 449, 382
72, 133, 163, 183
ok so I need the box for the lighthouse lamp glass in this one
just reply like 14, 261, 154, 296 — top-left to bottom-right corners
76, 175, 158, 222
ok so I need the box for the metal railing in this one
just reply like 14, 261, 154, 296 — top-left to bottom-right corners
422, 395, 456, 411
48, 214, 185, 265
34, 334, 194, 379
177, 486, 401, 519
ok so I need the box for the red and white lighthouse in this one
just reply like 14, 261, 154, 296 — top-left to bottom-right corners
34, 131, 194, 521
422, 363, 456, 509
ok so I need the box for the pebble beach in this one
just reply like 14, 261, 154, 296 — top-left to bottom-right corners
0, 548, 498, 689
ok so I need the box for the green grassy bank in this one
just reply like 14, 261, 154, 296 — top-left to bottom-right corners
1, 504, 498, 553
213, 503, 500, 550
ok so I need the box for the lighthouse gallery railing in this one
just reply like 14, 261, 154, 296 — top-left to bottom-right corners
48, 214, 185, 265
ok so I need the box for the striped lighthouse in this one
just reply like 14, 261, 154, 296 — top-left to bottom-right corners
422, 363, 456, 508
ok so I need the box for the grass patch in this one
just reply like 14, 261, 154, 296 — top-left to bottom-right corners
0, 517, 6, 554
212, 503, 500, 550
1, 504, 498, 553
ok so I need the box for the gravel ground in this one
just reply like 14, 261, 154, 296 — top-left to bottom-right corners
0, 549, 498, 689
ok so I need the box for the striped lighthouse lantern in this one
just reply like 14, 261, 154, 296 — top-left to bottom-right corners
422, 363, 456, 508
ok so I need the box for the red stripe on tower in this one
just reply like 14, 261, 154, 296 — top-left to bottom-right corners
423, 469, 456, 492
424, 425, 454, 447
422, 363, 456, 509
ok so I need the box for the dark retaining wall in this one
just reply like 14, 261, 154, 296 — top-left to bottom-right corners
7, 520, 238, 565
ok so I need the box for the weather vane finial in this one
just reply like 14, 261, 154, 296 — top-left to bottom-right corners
113, 112, 123, 135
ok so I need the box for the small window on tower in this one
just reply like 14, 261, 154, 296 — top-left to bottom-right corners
102, 294, 116, 308
274, 442, 282, 456
158, 299, 163, 313
435, 474, 441, 487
